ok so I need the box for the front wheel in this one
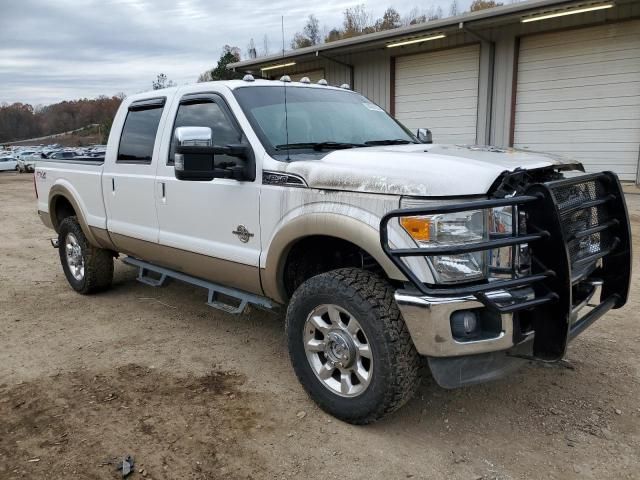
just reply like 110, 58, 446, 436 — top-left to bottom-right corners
286, 268, 421, 424
58, 216, 114, 294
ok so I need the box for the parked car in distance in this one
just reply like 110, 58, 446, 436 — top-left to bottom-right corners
34, 78, 632, 424
17, 156, 37, 173
46, 150, 78, 160
0, 156, 18, 171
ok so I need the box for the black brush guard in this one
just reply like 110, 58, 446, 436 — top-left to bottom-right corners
380, 172, 632, 360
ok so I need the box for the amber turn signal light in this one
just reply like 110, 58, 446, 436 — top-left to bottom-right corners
400, 216, 431, 242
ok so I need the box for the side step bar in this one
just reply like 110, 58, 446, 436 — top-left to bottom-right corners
122, 256, 277, 315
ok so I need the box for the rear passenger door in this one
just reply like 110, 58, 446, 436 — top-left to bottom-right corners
102, 97, 168, 246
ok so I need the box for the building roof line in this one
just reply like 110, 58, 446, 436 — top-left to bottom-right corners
228, 0, 581, 70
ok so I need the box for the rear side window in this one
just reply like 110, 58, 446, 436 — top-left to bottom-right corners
117, 101, 165, 164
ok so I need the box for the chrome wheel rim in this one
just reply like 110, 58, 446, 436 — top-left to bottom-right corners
65, 233, 84, 281
303, 304, 373, 397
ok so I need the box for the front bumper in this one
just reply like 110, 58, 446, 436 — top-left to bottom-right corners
395, 289, 514, 357
395, 279, 606, 358
382, 172, 632, 366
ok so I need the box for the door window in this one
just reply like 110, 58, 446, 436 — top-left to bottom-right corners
168, 100, 242, 165
117, 105, 164, 164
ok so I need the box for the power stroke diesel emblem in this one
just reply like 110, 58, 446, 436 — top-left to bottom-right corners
232, 225, 254, 243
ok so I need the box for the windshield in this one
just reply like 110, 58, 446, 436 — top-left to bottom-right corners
233, 86, 416, 157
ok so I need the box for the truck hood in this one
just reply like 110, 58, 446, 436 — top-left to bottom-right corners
282, 144, 581, 197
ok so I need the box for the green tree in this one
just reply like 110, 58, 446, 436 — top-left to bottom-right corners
374, 7, 401, 31
325, 28, 342, 43
198, 46, 244, 82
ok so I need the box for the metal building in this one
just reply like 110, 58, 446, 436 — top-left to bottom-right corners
229, 0, 640, 182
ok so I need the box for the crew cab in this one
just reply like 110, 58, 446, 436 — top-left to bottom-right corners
35, 77, 632, 424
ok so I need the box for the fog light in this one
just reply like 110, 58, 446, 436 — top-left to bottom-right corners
451, 310, 479, 339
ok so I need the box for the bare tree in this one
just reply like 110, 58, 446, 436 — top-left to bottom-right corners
304, 14, 321, 45
152, 73, 176, 90
247, 38, 257, 59
470, 0, 503, 12
449, 0, 459, 16
403, 7, 426, 26
342, 4, 373, 38
292, 14, 322, 49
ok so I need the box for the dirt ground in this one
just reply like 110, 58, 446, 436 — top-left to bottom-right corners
1, 172, 639, 480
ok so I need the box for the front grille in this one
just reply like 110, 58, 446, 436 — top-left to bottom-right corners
381, 170, 631, 360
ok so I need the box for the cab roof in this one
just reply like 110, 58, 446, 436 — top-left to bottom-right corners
126, 78, 351, 103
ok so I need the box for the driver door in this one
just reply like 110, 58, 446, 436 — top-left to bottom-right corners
155, 92, 262, 295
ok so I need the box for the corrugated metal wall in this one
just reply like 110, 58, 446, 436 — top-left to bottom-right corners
258, 1, 639, 174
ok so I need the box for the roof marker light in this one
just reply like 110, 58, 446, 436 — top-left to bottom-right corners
280, 75, 291, 82
386, 34, 446, 48
521, 3, 613, 23
299, 77, 311, 84
317, 79, 328, 85
261, 62, 296, 71
242, 74, 255, 82
340, 84, 350, 90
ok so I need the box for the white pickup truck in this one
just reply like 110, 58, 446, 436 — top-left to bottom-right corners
35, 78, 632, 424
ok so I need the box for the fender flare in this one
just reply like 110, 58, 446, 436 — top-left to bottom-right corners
261, 211, 405, 304
48, 183, 104, 248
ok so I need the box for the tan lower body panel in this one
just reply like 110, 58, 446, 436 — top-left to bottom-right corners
109, 232, 263, 296
38, 210, 54, 230
89, 226, 117, 250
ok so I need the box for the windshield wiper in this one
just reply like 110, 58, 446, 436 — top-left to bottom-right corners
275, 141, 366, 151
364, 139, 416, 146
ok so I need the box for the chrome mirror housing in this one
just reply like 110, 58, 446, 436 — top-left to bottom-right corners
416, 128, 433, 144
174, 126, 215, 181
174, 126, 213, 148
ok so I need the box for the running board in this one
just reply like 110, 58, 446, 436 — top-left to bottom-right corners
122, 256, 276, 315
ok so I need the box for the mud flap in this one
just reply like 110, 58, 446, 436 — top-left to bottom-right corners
428, 339, 533, 389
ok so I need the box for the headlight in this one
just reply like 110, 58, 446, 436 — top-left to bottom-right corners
400, 209, 488, 283
399, 199, 527, 284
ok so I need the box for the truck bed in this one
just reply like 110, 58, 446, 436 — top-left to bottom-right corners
35, 159, 107, 233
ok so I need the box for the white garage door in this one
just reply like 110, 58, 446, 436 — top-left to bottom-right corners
395, 44, 480, 144
514, 21, 640, 181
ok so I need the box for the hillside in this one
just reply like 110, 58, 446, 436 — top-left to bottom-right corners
0, 95, 123, 144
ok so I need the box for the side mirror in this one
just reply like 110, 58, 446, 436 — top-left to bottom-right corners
174, 126, 249, 181
416, 128, 433, 144
174, 126, 215, 181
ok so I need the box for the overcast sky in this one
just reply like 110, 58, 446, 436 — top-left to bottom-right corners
0, 0, 471, 106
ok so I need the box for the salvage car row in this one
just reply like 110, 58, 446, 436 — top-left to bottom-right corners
0, 145, 107, 172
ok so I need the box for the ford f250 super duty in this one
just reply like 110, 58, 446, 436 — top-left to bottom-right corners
35, 77, 632, 424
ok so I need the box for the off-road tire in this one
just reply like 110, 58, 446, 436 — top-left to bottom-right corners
286, 268, 421, 424
58, 216, 113, 294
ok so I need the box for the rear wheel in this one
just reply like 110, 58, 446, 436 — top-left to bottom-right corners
286, 268, 421, 424
58, 216, 113, 294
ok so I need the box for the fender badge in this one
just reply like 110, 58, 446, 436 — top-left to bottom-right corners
232, 225, 254, 243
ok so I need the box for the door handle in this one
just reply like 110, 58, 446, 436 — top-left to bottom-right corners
111, 177, 115, 192
161, 182, 166, 198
